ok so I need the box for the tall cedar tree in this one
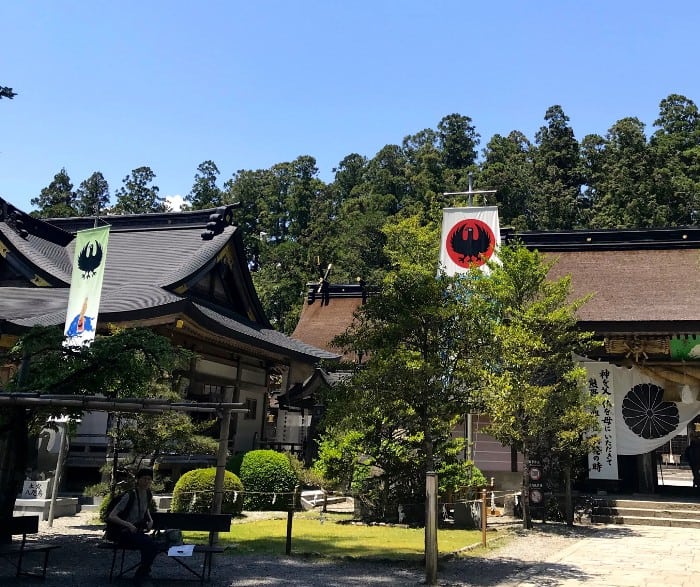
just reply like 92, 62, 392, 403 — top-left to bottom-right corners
30, 168, 78, 218
113, 166, 167, 214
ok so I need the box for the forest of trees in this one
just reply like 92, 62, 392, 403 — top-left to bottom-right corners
20, 94, 700, 333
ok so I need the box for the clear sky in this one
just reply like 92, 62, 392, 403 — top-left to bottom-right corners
3, 1, 700, 212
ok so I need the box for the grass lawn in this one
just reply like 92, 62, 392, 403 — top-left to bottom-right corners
185, 512, 491, 561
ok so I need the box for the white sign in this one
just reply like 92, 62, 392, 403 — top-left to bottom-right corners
584, 362, 620, 480
22, 480, 51, 499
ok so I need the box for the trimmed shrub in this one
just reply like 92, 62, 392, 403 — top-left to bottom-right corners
171, 467, 243, 515
226, 453, 245, 477
239, 450, 298, 511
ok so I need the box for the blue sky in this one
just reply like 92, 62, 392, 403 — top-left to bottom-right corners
3, 1, 700, 212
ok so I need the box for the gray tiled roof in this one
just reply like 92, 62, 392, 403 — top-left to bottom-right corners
1, 222, 72, 284
193, 303, 338, 361
0, 204, 337, 363
0, 287, 69, 320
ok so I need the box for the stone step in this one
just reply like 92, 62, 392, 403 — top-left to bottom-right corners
591, 514, 700, 529
590, 495, 700, 528
593, 498, 700, 511
594, 506, 700, 520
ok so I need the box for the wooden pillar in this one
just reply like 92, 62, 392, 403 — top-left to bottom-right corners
425, 471, 438, 586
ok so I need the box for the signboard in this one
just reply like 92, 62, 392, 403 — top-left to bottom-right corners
527, 459, 545, 516
21, 479, 51, 499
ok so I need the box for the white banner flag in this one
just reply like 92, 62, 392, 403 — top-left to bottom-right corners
439, 206, 501, 276
64, 226, 110, 346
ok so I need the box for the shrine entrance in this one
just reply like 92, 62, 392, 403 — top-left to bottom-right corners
656, 416, 700, 494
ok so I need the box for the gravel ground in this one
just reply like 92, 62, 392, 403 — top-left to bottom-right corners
1, 510, 596, 586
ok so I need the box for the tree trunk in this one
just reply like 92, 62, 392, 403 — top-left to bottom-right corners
0, 407, 29, 543
564, 462, 574, 526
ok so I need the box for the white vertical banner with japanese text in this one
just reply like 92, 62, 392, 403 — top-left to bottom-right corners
63, 225, 110, 346
439, 206, 501, 276
583, 361, 620, 480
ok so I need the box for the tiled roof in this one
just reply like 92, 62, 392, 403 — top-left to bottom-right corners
0, 222, 72, 285
0, 287, 69, 320
193, 303, 338, 361
0, 200, 334, 363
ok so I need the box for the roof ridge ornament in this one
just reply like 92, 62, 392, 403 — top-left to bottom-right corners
201, 203, 240, 240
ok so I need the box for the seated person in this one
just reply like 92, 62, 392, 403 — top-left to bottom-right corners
107, 468, 158, 585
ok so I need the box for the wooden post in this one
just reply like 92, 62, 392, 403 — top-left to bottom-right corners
481, 488, 487, 547
425, 471, 438, 586
212, 387, 233, 514
286, 485, 299, 555
47, 422, 67, 527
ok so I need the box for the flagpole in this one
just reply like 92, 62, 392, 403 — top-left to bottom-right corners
443, 173, 496, 207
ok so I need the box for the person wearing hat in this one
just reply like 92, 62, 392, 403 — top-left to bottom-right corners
107, 468, 157, 585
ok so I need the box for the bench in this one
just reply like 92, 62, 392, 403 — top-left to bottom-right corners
0, 515, 60, 579
99, 512, 232, 585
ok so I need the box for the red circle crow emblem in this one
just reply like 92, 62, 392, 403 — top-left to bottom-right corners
446, 219, 495, 268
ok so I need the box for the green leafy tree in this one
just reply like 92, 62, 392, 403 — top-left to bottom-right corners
30, 168, 78, 218
112, 166, 167, 214
186, 160, 223, 210
251, 240, 307, 333
222, 168, 274, 266
365, 144, 409, 214
480, 131, 535, 230
0, 326, 190, 526
328, 188, 392, 286
401, 127, 445, 214
473, 245, 600, 528
327, 218, 490, 518
121, 409, 218, 465
333, 153, 368, 202
283, 155, 324, 241
75, 171, 110, 217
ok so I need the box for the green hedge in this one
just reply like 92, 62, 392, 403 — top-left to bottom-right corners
239, 450, 298, 510
226, 453, 245, 476
171, 467, 243, 515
